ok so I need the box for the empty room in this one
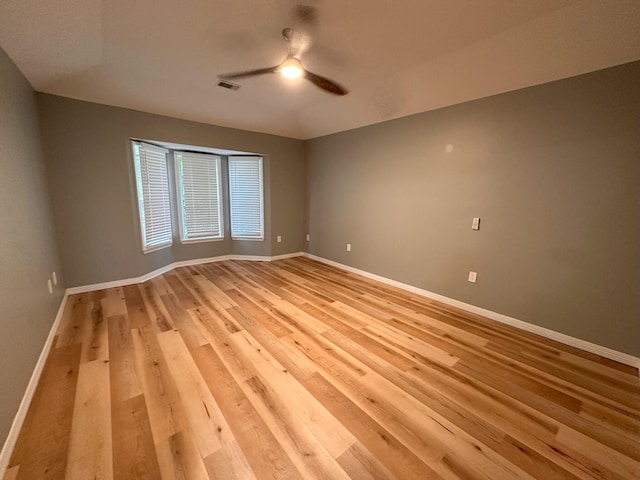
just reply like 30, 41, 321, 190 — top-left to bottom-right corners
1, 1, 639, 479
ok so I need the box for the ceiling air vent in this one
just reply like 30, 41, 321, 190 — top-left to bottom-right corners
217, 80, 240, 91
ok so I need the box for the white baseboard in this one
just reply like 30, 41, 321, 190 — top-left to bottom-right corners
271, 252, 305, 261
303, 253, 640, 369
65, 252, 305, 295
0, 293, 69, 477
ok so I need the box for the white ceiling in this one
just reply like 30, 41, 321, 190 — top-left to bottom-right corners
1, 1, 639, 140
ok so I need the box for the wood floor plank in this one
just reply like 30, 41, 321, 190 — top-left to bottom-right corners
102, 287, 128, 318
123, 284, 152, 329
335, 442, 396, 480
492, 435, 584, 480
138, 281, 175, 332
282, 330, 449, 466
433, 453, 498, 480
154, 330, 219, 456
84, 290, 108, 364
65, 359, 113, 480
130, 324, 188, 442
108, 314, 142, 402
579, 400, 640, 440
485, 341, 640, 408
454, 359, 640, 462
241, 375, 353, 480
160, 292, 209, 349
364, 372, 537, 479
111, 394, 161, 480
6, 257, 639, 480
1, 466, 18, 480
155, 432, 210, 480
224, 287, 294, 338
305, 370, 442, 480
364, 323, 459, 367
164, 271, 201, 309
555, 426, 640, 479
55, 294, 89, 348
157, 329, 257, 478
192, 265, 238, 309
321, 328, 515, 452
230, 330, 358, 459
402, 361, 603, 477
321, 312, 419, 371
192, 343, 304, 479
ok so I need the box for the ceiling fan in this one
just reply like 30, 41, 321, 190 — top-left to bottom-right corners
219, 27, 348, 96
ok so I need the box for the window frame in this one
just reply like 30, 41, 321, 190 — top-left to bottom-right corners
174, 151, 224, 244
131, 141, 173, 253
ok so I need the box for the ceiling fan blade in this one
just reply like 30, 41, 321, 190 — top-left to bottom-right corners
303, 70, 348, 95
219, 66, 278, 80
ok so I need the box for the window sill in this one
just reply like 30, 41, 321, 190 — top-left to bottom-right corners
180, 237, 225, 245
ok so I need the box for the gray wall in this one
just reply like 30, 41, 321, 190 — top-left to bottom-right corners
0, 50, 64, 446
306, 61, 640, 357
38, 95, 306, 287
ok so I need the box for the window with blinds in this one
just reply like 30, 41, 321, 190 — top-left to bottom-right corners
228, 156, 264, 240
175, 151, 223, 242
132, 141, 173, 252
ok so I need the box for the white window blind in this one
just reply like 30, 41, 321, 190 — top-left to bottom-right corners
229, 156, 264, 240
132, 141, 173, 252
175, 151, 223, 242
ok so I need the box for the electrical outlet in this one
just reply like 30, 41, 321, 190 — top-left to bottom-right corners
276, 235, 282, 243
346, 243, 352, 252
47, 279, 53, 294
52, 271, 57, 285
472, 217, 480, 230
468, 271, 477, 283
306, 234, 310, 242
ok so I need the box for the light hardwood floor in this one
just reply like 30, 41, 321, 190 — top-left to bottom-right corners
4, 257, 640, 479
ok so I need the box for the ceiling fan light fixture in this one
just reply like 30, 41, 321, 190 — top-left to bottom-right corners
218, 27, 347, 95
279, 56, 304, 79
